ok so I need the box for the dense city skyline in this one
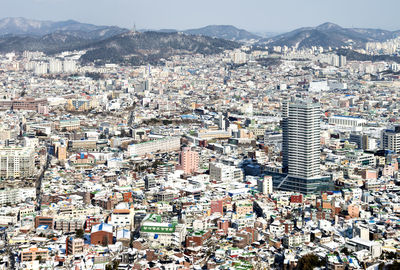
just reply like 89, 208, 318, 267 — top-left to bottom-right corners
2, 1, 400, 269
1, 0, 400, 32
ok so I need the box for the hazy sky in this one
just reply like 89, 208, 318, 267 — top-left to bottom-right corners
1, 0, 399, 32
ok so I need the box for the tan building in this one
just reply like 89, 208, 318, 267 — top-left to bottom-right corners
235, 201, 253, 217
56, 119, 80, 131
66, 237, 84, 256
21, 247, 49, 262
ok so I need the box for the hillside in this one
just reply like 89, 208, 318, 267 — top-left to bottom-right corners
184, 25, 261, 41
80, 31, 241, 65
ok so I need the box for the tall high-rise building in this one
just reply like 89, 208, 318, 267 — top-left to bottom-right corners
49, 58, 63, 74
279, 99, 331, 193
285, 99, 320, 179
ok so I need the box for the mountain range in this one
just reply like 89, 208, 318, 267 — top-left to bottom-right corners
1, 18, 400, 65
143, 25, 261, 41
0, 18, 241, 64
0, 17, 128, 39
262, 22, 400, 49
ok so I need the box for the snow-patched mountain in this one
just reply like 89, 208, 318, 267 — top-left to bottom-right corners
260, 22, 400, 49
0, 17, 128, 38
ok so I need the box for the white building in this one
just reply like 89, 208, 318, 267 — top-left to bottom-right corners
346, 237, 382, 258
128, 137, 180, 157
328, 115, 366, 127
140, 215, 186, 248
0, 188, 36, 206
283, 232, 311, 247
209, 162, 243, 183
0, 147, 35, 178
109, 208, 134, 230
309, 81, 330, 92
282, 99, 321, 179
257, 176, 273, 195
34, 62, 48, 75
63, 60, 77, 73
49, 58, 63, 74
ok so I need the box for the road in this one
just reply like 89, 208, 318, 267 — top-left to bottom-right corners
36, 150, 51, 211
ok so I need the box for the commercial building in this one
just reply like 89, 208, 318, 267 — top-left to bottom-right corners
140, 214, 186, 247
56, 119, 80, 131
0, 98, 47, 111
346, 237, 382, 258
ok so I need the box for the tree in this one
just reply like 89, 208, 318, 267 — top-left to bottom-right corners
105, 260, 119, 270
75, 229, 84, 239
387, 261, 400, 270
341, 247, 350, 256
296, 254, 325, 270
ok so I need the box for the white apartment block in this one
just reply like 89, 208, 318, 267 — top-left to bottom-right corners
209, 162, 244, 183
283, 232, 311, 247
128, 137, 180, 157
0, 187, 36, 206
0, 147, 35, 178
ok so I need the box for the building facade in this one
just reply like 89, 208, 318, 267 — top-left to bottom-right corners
177, 147, 199, 175
280, 99, 332, 194
0, 147, 35, 179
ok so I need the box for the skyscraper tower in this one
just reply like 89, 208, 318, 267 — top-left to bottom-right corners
279, 99, 330, 193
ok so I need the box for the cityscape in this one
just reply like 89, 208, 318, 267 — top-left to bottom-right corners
1, 1, 400, 270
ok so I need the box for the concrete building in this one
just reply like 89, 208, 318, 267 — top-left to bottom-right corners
140, 214, 186, 248
49, 58, 63, 74
66, 237, 84, 256
257, 175, 273, 195
283, 99, 320, 178
382, 127, 400, 153
128, 137, 180, 157
0, 147, 35, 179
209, 162, 243, 183
177, 147, 199, 175
0, 188, 36, 206
280, 99, 331, 194
328, 115, 366, 127
20, 247, 49, 262
346, 238, 382, 258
